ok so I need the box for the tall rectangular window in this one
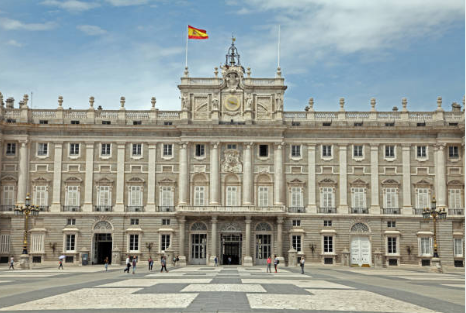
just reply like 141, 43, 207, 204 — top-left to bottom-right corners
352, 188, 366, 208
324, 236, 333, 253
163, 144, 173, 157
34, 186, 48, 207
66, 234, 76, 251
66, 186, 79, 206
161, 187, 174, 207
449, 146, 459, 158
419, 237, 432, 256
292, 235, 302, 252
454, 238, 463, 257
387, 237, 397, 254
101, 143, 111, 156
129, 234, 139, 251
132, 144, 142, 156
322, 145, 332, 157
6, 143, 16, 156
291, 145, 301, 158
385, 145, 395, 158
194, 186, 205, 206
0, 234, 10, 253
258, 186, 269, 207
195, 144, 205, 157
320, 187, 335, 208
417, 146, 427, 158
383, 188, 398, 209
416, 188, 429, 209
291, 187, 303, 207
259, 145, 268, 157
70, 143, 80, 156
161, 234, 170, 251
98, 186, 111, 206
129, 186, 142, 206
226, 186, 238, 206
37, 143, 48, 156
449, 189, 462, 209
3, 186, 15, 205
353, 145, 363, 157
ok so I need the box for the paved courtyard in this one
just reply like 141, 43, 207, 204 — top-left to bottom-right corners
0, 264, 464, 313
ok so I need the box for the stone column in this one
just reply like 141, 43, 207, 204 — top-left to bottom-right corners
276, 217, 284, 262
209, 216, 218, 266
242, 143, 253, 205
115, 143, 125, 212
17, 140, 29, 205
210, 142, 220, 204
243, 216, 253, 266
370, 144, 380, 214
307, 144, 317, 213
338, 144, 348, 213
146, 143, 157, 211
178, 142, 189, 205
402, 144, 412, 215
274, 143, 284, 205
51, 142, 63, 212
178, 217, 187, 266
435, 144, 447, 208
83, 143, 94, 212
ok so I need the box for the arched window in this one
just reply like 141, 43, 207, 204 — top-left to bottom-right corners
255, 222, 272, 232
191, 222, 207, 231
350, 222, 369, 233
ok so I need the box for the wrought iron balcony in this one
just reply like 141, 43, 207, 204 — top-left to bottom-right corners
126, 206, 144, 212
288, 207, 306, 213
157, 206, 175, 212
413, 208, 424, 215
62, 206, 81, 212
382, 208, 401, 214
318, 207, 336, 214
0, 205, 15, 212
448, 209, 464, 216
94, 206, 113, 212
350, 207, 369, 214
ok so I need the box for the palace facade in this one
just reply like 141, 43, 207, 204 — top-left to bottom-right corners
0, 43, 464, 268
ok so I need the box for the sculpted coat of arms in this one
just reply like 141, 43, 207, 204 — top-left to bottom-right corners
221, 150, 242, 173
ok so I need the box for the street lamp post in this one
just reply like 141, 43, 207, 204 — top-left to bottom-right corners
14, 193, 40, 268
422, 196, 447, 272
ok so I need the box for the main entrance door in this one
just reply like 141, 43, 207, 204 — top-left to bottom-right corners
221, 234, 242, 265
255, 234, 271, 265
350, 236, 371, 267
94, 233, 112, 264
191, 234, 207, 265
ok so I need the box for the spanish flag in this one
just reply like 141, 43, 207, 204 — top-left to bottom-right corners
188, 25, 209, 39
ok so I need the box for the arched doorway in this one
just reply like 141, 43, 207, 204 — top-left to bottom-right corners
254, 222, 273, 265
350, 222, 371, 267
220, 222, 242, 265
92, 221, 113, 264
190, 222, 208, 265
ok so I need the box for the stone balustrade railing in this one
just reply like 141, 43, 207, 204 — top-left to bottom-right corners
177, 205, 286, 213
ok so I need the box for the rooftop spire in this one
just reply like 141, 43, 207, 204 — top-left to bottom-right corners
225, 36, 241, 66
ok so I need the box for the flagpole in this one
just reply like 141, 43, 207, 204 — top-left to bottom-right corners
185, 25, 188, 68
277, 25, 281, 68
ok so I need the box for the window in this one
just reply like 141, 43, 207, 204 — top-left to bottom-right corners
129, 186, 142, 206
454, 238, 464, 257
98, 186, 111, 206
292, 219, 301, 227
416, 188, 429, 209
133, 120, 142, 125
66, 186, 79, 206
292, 235, 302, 252
2, 186, 15, 206
324, 220, 332, 227
387, 221, 396, 228
449, 189, 462, 209
70, 143, 80, 156
419, 237, 432, 256
66, 219, 76, 225
129, 234, 139, 251
195, 144, 205, 157
66, 234, 76, 251
258, 186, 269, 207
130, 219, 139, 225
385, 145, 395, 158
417, 146, 427, 158
37, 143, 48, 156
291, 145, 301, 158
163, 144, 173, 157
383, 188, 398, 209
162, 219, 170, 225
0, 234, 10, 253
324, 236, 333, 253
39, 120, 48, 124
101, 143, 111, 156
449, 146, 459, 158
259, 145, 269, 157
31, 233, 44, 253
160, 187, 174, 207
320, 187, 335, 209
194, 186, 205, 206
290, 187, 303, 207
6, 143, 16, 156
353, 145, 363, 157
34, 186, 48, 207
71, 120, 80, 124
387, 237, 397, 254
227, 144, 237, 150
161, 234, 170, 251
163, 121, 173, 126
351, 188, 366, 209
226, 186, 238, 206
102, 121, 111, 125
132, 144, 142, 156
322, 145, 332, 157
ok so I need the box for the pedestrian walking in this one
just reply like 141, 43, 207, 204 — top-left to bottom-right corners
160, 256, 168, 272
266, 256, 272, 273
148, 256, 153, 271
104, 257, 109, 272
300, 257, 305, 274
58, 259, 64, 270
274, 255, 279, 273
132, 256, 137, 274
227, 256, 232, 265
124, 255, 131, 273
214, 256, 218, 267
8, 256, 14, 270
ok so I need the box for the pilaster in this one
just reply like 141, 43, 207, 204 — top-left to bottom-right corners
276, 216, 284, 261
274, 142, 284, 205
243, 216, 253, 266
178, 217, 187, 266
402, 144, 413, 214
307, 144, 317, 213
17, 139, 29, 205
210, 142, 220, 205
338, 144, 348, 213
178, 142, 189, 205
435, 144, 447, 208
242, 143, 253, 205
83, 143, 94, 212
114, 143, 125, 212
209, 216, 218, 266
51, 142, 63, 212
370, 144, 380, 214
146, 143, 157, 211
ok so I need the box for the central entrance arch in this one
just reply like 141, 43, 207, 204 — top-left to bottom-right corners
190, 222, 208, 265
350, 222, 371, 267
92, 221, 113, 264
220, 222, 242, 265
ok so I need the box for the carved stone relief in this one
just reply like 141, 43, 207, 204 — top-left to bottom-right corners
193, 97, 209, 120
221, 150, 243, 173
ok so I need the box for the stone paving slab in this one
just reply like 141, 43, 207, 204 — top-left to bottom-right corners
181, 283, 266, 292
241, 279, 354, 289
97, 278, 212, 287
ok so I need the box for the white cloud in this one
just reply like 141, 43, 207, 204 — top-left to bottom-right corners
77, 25, 107, 36
0, 18, 57, 31
5, 40, 23, 47
41, 0, 100, 12
236, 7, 252, 15
105, 0, 149, 6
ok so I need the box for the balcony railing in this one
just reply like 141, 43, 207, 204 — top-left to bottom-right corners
350, 207, 368, 214
382, 208, 401, 214
0, 205, 15, 212
448, 209, 464, 216
126, 206, 144, 212
158, 206, 175, 212
94, 206, 113, 212
62, 206, 81, 212
318, 207, 336, 214
413, 208, 424, 215
37, 206, 49, 212
177, 206, 285, 213
288, 207, 306, 213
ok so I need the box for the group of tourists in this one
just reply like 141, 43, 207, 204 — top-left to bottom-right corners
123, 255, 180, 274
266, 255, 306, 274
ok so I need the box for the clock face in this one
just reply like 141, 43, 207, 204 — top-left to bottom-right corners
225, 96, 240, 111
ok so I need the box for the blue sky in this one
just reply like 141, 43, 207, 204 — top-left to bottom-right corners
0, 0, 464, 112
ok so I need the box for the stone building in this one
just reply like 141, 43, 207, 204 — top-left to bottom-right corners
0, 42, 464, 268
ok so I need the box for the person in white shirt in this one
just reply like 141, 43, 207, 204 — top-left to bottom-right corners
300, 257, 305, 274
123, 255, 131, 273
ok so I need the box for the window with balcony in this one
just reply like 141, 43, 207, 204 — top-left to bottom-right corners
383, 188, 398, 209
292, 235, 302, 252
416, 188, 429, 210
258, 186, 269, 207
290, 187, 303, 208
6, 143, 16, 156
160, 186, 174, 209
226, 186, 238, 206
320, 187, 335, 210
65, 186, 80, 207
37, 143, 48, 156
449, 189, 462, 209
132, 144, 142, 157
2, 186, 15, 208
34, 186, 48, 209
195, 144, 205, 157
101, 143, 111, 156
163, 144, 173, 157
69, 143, 80, 156
97, 186, 111, 211
351, 187, 366, 211
323, 236, 333, 253
291, 145, 301, 158
194, 186, 205, 206
129, 186, 142, 208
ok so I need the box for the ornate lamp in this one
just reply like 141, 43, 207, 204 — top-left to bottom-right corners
14, 194, 40, 254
